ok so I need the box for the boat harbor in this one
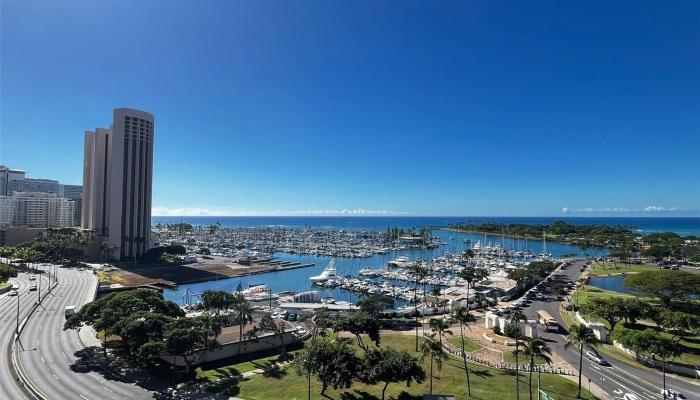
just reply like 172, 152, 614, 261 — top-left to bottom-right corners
161, 227, 588, 308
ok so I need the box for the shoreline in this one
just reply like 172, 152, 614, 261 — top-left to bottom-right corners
433, 227, 576, 246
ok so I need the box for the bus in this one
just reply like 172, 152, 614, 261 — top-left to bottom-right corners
537, 310, 559, 332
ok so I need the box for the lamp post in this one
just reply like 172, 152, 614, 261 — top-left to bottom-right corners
37, 263, 41, 304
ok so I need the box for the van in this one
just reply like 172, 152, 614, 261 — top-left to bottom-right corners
64, 305, 76, 317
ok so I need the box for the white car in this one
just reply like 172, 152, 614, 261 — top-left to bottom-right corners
662, 389, 687, 399
8, 290, 18, 297
28, 275, 36, 281
586, 351, 610, 366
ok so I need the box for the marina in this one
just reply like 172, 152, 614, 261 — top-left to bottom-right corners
162, 227, 600, 306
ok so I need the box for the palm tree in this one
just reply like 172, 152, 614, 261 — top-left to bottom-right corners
564, 324, 598, 399
199, 312, 224, 343
410, 263, 429, 351
232, 294, 254, 355
410, 263, 429, 305
458, 267, 489, 313
509, 310, 528, 400
453, 307, 476, 396
428, 318, 452, 345
514, 338, 552, 400
420, 333, 447, 395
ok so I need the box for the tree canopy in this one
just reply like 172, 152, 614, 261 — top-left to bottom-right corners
360, 347, 425, 400
624, 271, 700, 306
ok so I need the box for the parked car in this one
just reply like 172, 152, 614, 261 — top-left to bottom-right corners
586, 351, 610, 366
288, 313, 298, 322
662, 389, 687, 399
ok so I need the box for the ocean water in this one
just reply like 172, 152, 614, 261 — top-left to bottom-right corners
152, 216, 700, 236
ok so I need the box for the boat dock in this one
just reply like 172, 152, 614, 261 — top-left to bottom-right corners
256, 259, 316, 271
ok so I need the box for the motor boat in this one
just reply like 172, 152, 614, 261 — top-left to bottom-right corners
310, 259, 337, 283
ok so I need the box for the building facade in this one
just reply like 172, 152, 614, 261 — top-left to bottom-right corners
0, 166, 26, 196
0, 196, 15, 227
9, 192, 76, 228
60, 184, 83, 225
83, 108, 154, 260
8, 178, 60, 195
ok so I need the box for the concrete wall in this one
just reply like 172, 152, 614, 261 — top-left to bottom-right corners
484, 311, 539, 338
613, 341, 700, 379
161, 331, 302, 367
575, 312, 608, 343
1, 227, 44, 246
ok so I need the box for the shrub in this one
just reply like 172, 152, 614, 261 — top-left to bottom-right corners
503, 321, 520, 338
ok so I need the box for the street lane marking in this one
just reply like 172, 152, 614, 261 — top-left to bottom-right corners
40, 356, 45, 364
103, 386, 114, 393
80, 395, 90, 400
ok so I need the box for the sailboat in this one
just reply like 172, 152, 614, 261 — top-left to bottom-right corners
538, 230, 552, 259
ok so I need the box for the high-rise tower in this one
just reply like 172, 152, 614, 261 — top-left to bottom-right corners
82, 108, 154, 260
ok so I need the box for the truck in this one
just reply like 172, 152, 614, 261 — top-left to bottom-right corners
537, 310, 559, 332
64, 305, 76, 317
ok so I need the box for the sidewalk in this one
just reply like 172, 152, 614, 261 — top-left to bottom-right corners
77, 272, 102, 348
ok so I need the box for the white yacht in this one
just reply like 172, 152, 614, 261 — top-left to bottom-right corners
310, 259, 337, 283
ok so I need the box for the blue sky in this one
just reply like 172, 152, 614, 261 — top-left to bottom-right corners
1, 0, 699, 216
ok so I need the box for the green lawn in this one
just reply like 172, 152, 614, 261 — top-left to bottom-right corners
588, 262, 659, 277
447, 336, 482, 353
0, 281, 9, 289
503, 352, 549, 365
197, 353, 283, 379
233, 334, 596, 400
573, 285, 633, 309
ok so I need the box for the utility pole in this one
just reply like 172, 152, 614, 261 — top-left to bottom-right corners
37, 264, 41, 304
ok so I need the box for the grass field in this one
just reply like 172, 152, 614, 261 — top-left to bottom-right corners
502, 352, 549, 365
447, 336, 482, 353
230, 334, 596, 400
97, 270, 125, 284
588, 262, 659, 277
573, 285, 633, 309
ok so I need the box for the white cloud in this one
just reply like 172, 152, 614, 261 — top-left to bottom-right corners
152, 207, 409, 217
565, 205, 694, 214
287, 209, 410, 216
152, 207, 221, 216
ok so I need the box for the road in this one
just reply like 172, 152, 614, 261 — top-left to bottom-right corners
0, 269, 45, 400
517, 260, 700, 400
16, 266, 155, 400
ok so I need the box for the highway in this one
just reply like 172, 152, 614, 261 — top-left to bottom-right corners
0, 268, 44, 400
518, 260, 700, 400
16, 266, 155, 400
